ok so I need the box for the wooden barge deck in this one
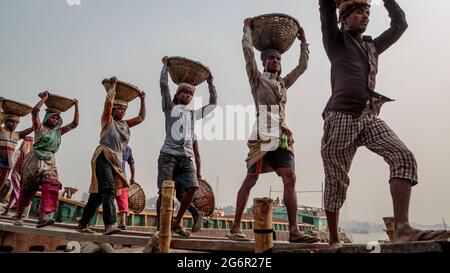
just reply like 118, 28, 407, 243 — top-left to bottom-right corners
1, 216, 449, 253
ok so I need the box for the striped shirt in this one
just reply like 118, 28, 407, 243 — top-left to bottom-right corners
0, 127, 20, 169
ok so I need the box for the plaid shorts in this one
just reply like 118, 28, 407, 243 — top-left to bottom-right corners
321, 111, 418, 212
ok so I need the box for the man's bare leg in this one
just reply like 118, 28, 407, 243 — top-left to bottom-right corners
390, 178, 417, 242
173, 187, 196, 229
118, 212, 127, 229
391, 178, 450, 242
230, 174, 258, 234
279, 170, 313, 241
326, 210, 341, 247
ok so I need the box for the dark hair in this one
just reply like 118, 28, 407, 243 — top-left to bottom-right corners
339, 4, 369, 24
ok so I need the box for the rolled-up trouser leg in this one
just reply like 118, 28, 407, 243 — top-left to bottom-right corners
363, 118, 418, 185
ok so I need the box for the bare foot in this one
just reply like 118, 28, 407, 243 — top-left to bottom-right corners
393, 225, 417, 243
328, 242, 343, 249
230, 226, 242, 235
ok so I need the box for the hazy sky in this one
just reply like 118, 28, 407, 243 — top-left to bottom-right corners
1, 0, 449, 225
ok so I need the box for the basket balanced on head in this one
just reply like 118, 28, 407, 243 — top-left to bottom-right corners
251, 13, 301, 54
166, 56, 211, 87
1, 99, 33, 117
39, 93, 75, 112
104, 80, 143, 103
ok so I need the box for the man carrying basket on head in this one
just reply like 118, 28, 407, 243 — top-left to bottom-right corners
156, 56, 217, 237
228, 17, 318, 243
77, 77, 146, 235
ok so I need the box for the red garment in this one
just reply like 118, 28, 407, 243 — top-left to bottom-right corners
16, 179, 61, 216
115, 187, 129, 212
39, 183, 60, 214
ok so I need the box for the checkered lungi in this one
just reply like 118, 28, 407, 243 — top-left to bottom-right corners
321, 110, 418, 212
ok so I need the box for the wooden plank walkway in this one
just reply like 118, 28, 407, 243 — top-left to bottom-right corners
1, 218, 449, 253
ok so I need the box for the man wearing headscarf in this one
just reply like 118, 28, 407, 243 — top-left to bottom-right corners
156, 57, 217, 237
228, 18, 318, 243
13, 91, 79, 228
318, 0, 448, 246
77, 77, 146, 235
0, 97, 33, 196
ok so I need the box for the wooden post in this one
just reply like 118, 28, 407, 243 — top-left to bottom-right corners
253, 197, 274, 253
157, 180, 175, 253
130, 213, 134, 227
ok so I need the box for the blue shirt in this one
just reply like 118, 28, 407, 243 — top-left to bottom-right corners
121, 146, 134, 178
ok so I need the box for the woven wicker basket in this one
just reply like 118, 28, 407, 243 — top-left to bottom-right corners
40, 93, 74, 112
251, 13, 301, 54
128, 183, 146, 214
167, 56, 211, 86
113, 81, 143, 102
1, 99, 33, 117
193, 178, 215, 217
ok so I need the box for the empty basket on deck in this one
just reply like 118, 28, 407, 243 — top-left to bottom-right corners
251, 13, 301, 54
193, 178, 215, 217
128, 183, 146, 213
1, 99, 33, 117
167, 56, 211, 86
110, 80, 143, 102
40, 93, 74, 112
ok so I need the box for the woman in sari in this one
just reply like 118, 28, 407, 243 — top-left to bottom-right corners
14, 91, 79, 228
